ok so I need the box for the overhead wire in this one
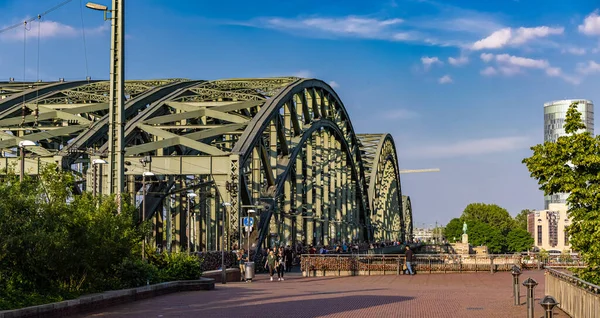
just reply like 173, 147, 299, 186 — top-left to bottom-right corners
79, 0, 90, 80
0, 0, 74, 36
35, 15, 41, 126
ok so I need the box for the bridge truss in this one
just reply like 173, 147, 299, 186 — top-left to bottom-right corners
0, 77, 412, 251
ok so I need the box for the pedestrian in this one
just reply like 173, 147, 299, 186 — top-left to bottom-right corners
237, 248, 247, 282
264, 250, 277, 281
277, 247, 286, 280
404, 245, 415, 275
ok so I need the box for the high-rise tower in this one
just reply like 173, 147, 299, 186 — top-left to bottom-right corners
543, 99, 594, 208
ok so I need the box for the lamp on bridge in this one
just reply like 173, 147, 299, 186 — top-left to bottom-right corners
85, 2, 109, 20
91, 158, 108, 197
186, 192, 197, 254
221, 202, 231, 285
18, 140, 36, 182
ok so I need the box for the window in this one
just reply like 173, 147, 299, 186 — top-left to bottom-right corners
537, 225, 543, 245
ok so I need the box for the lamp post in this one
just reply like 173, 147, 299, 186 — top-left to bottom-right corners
91, 158, 108, 197
86, 1, 125, 211
141, 171, 154, 259
511, 265, 522, 305
186, 192, 197, 254
247, 209, 256, 260
221, 202, 231, 284
18, 140, 36, 182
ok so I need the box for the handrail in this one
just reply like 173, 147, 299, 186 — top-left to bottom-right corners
546, 267, 600, 294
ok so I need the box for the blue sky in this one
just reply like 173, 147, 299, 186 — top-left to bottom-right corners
2, 0, 600, 227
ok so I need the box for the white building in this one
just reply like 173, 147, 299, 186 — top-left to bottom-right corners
543, 99, 594, 208
527, 203, 571, 252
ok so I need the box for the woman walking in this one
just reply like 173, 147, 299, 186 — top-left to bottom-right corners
277, 247, 286, 281
264, 250, 277, 281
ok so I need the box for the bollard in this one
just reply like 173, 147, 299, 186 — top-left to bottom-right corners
522, 277, 538, 318
540, 295, 559, 318
511, 265, 522, 305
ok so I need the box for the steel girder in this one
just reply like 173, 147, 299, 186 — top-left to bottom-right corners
357, 133, 406, 242
0, 77, 408, 253
402, 195, 413, 241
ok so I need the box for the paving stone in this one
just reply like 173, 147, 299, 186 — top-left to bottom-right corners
76, 270, 568, 318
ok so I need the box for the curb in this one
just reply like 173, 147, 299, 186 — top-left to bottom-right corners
0, 278, 215, 318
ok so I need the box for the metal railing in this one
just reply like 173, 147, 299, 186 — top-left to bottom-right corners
545, 268, 600, 318
300, 254, 522, 276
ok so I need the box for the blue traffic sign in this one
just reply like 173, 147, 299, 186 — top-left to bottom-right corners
243, 217, 254, 227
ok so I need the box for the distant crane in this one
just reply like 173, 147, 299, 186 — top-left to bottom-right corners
399, 168, 440, 174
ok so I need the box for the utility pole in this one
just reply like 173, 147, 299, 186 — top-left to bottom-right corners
108, 0, 125, 213
87, 0, 125, 211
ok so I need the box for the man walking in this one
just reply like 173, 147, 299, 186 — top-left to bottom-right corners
405, 245, 415, 275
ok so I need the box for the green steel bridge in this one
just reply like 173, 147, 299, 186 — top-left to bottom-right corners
0, 77, 412, 252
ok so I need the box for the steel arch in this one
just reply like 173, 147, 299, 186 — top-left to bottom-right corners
357, 134, 405, 242
0, 77, 412, 253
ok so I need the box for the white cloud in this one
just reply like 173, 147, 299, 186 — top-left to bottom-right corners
480, 53, 494, 62
328, 80, 340, 88
421, 56, 442, 70
448, 55, 469, 66
257, 16, 403, 40
576, 61, 600, 74
406, 136, 532, 158
471, 26, 564, 50
495, 54, 548, 69
292, 70, 313, 78
578, 11, 600, 36
562, 47, 586, 55
438, 75, 453, 84
0, 19, 106, 41
382, 109, 418, 120
478, 53, 578, 83
480, 66, 497, 76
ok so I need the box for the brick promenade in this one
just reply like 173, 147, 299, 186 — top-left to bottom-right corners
78, 270, 568, 318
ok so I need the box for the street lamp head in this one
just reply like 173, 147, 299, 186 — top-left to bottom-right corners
222, 202, 231, 207
248, 209, 256, 213
142, 171, 155, 177
187, 192, 197, 198
18, 140, 36, 148
85, 2, 108, 11
92, 158, 108, 165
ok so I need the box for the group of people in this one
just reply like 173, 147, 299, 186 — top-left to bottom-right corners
264, 246, 294, 281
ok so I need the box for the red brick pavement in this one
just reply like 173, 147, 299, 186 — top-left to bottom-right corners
78, 270, 569, 318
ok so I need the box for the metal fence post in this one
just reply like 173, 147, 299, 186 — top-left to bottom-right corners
490, 256, 494, 274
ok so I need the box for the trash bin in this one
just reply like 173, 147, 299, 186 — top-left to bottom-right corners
245, 262, 255, 281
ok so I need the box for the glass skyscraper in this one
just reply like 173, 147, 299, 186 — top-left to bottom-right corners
543, 99, 594, 208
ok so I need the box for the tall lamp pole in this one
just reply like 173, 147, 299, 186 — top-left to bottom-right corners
247, 209, 256, 259
92, 158, 108, 197
86, 1, 125, 213
221, 202, 231, 284
187, 192, 197, 254
141, 171, 154, 259
18, 140, 36, 182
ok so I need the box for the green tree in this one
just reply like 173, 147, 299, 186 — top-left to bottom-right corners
514, 209, 530, 231
523, 102, 600, 284
444, 218, 463, 242
466, 220, 506, 253
506, 228, 534, 252
462, 203, 515, 235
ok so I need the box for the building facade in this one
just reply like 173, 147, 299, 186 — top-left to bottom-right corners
527, 203, 571, 252
543, 99, 594, 208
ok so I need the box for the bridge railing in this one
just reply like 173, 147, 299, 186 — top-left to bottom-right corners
300, 254, 522, 277
545, 267, 600, 318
